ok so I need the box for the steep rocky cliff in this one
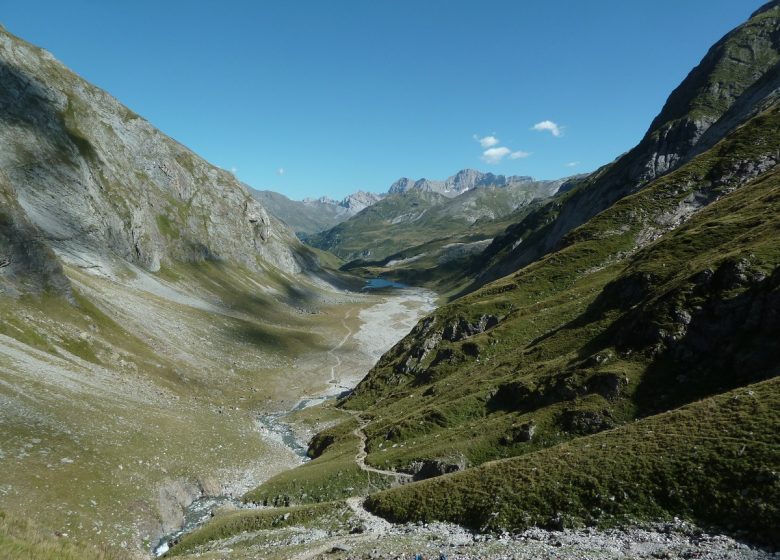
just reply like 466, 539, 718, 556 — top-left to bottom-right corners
0, 26, 308, 292
0, 171, 70, 297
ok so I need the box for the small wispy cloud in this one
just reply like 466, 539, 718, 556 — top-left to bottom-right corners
510, 150, 530, 160
532, 120, 562, 137
481, 147, 511, 164
565, 161, 580, 167
473, 134, 499, 148
277, 167, 285, 175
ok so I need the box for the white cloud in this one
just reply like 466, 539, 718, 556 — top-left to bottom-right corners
474, 134, 499, 148
277, 167, 285, 175
565, 161, 580, 167
475, 132, 530, 164
230, 166, 238, 175
532, 120, 562, 137
481, 146, 511, 164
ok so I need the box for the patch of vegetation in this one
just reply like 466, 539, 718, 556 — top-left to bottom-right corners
156, 213, 181, 240
58, 335, 101, 364
0, 511, 125, 560
0, 312, 55, 354
244, 418, 394, 506
166, 502, 348, 557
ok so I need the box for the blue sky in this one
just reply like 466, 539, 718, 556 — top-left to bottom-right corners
2, 1, 766, 200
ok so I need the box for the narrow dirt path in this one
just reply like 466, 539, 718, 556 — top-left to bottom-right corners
327, 310, 353, 385
288, 497, 396, 560
287, 401, 416, 558
351, 416, 413, 483
324, 309, 412, 482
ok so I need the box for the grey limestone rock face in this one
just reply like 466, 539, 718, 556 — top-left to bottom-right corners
0, 27, 307, 284
340, 190, 383, 213
0, 172, 71, 297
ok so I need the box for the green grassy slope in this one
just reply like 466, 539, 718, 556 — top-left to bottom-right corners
0, 254, 385, 553
310, 190, 448, 261
0, 511, 125, 560
243, 417, 395, 507
348, 100, 780, 411
365, 377, 780, 545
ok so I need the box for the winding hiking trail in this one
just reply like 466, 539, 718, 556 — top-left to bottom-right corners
286, 309, 422, 560
289, 495, 396, 560
350, 413, 413, 484
287, 414, 415, 558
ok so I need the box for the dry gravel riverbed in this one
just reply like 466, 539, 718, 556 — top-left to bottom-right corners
155, 286, 437, 557
175, 515, 775, 559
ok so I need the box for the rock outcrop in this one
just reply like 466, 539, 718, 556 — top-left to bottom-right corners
0, 172, 71, 296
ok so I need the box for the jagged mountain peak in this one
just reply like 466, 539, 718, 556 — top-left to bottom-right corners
340, 190, 383, 212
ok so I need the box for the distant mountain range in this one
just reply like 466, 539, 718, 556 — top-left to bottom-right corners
252, 169, 552, 237
306, 176, 572, 268
251, 189, 382, 236
389, 169, 536, 197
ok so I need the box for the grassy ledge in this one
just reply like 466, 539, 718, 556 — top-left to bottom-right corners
365, 377, 780, 546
